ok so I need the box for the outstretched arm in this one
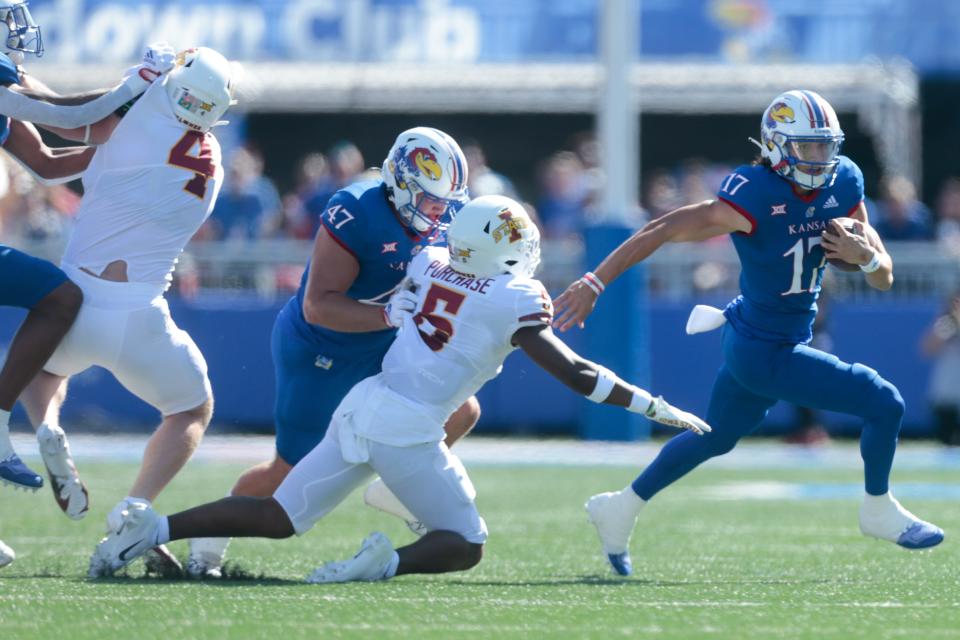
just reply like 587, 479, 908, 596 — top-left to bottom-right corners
553, 198, 750, 331
512, 323, 710, 434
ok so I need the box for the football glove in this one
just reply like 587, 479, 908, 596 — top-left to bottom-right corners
127, 42, 176, 83
382, 278, 419, 328
642, 396, 712, 435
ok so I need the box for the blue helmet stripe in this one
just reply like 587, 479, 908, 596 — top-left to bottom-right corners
801, 90, 825, 127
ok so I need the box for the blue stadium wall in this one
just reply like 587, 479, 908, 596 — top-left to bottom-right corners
0, 297, 941, 438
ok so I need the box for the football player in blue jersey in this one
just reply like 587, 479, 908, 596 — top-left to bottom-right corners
0, 9, 175, 500
188, 126, 481, 577
555, 90, 943, 576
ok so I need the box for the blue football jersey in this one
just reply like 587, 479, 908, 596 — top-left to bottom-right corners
289, 179, 446, 354
718, 156, 864, 343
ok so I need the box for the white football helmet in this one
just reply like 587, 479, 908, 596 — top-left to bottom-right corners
164, 47, 235, 132
0, 2, 40, 56
447, 195, 541, 279
758, 89, 844, 190
382, 127, 469, 234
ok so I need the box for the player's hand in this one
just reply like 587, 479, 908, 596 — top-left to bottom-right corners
132, 42, 177, 83
553, 279, 599, 332
383, 278, 419, 328
643, 396, 712, 435
821, 218, 873, 266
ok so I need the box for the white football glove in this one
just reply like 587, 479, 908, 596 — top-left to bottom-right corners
643, 396, 712, 435
382, 278, 420, 328
125, 41, 176, 84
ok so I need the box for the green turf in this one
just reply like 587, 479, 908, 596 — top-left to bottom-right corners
1, 454, 957, 640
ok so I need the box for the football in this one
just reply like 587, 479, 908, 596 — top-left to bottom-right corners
823, 217, 865, 272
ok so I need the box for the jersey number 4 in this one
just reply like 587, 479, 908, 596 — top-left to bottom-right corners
414, 284, 466, 352
168, 131, 216, 199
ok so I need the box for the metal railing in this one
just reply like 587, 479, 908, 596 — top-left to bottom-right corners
12, 237, 960, 302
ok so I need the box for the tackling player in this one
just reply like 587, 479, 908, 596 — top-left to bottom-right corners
554, 90, 943, 576
88, 195, 710, 581
187, 127, 482, 578
14, 47, 236, 574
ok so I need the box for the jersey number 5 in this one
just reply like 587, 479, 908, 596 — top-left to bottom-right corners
168, 131, 216, 199
414, 284, 466, 352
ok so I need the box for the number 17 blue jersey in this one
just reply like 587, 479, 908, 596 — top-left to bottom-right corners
717, 156, 864, 344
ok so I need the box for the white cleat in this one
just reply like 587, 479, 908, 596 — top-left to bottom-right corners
363, 479, 427, 536
859, 492, 944, 550
88, 502, 161, 578
37, 424, 89, 520
186, 555, 223, 580
187, 537, 230, 579
306, 532, 395, 584
0, 539, 14, 568
585, 491, 642, 577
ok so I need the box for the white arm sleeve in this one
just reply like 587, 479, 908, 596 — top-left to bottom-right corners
0, 74, 148, 129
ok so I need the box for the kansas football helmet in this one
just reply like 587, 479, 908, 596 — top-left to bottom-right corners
164, 47, 235, 133
0, 2, 40, 56
447, 195, 541, 279
382, 127, 469, 234
758, 90, 844, 190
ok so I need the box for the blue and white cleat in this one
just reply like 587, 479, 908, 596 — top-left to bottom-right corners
895, 521, 944, 550
0, 453, 43, 491
585, 491, 642, 577
859, 492, 944, 550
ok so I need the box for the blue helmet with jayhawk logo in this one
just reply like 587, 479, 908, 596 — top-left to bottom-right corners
758, 90, 844, 190
382, 127, 469, 234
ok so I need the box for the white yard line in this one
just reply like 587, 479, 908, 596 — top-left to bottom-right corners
10, 433, 960, 470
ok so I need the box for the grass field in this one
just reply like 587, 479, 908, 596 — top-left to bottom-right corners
1, 442, 958, 640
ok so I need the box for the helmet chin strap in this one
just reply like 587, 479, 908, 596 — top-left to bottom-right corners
747, 137, 764, 152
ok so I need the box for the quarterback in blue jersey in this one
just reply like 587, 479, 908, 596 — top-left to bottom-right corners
187, 127, 481, 577
0, 9, 174, 500
555, 90, 943, 576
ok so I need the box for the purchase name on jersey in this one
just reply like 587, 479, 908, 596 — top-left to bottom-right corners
424, 261, 496, 294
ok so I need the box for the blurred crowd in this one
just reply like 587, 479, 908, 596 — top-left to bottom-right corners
5, 131, 960, 255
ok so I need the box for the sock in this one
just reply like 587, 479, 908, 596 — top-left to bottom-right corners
155, 516, 171, 546
125, 495, 151, 507
383, 551, 399, 579
860, 491, 913, 540
0, 409, 11, 458
620, 485, 647, 517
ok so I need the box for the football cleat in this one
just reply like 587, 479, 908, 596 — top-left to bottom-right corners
0, 452, 43, 491
306, 531, 395, 584
88, 502, 161, 578
37, 424, 89, 519
186, 555, 223, 580
187, 537, 229, 579
143, 545, 184, 578
859, 493, 944, 550
0, 539, 14, 568
363, 479, 427, 537
585, 491, 641, 577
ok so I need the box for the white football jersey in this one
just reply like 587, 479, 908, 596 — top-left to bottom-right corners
358, 245, 552, 444
61, 78, 224, 287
